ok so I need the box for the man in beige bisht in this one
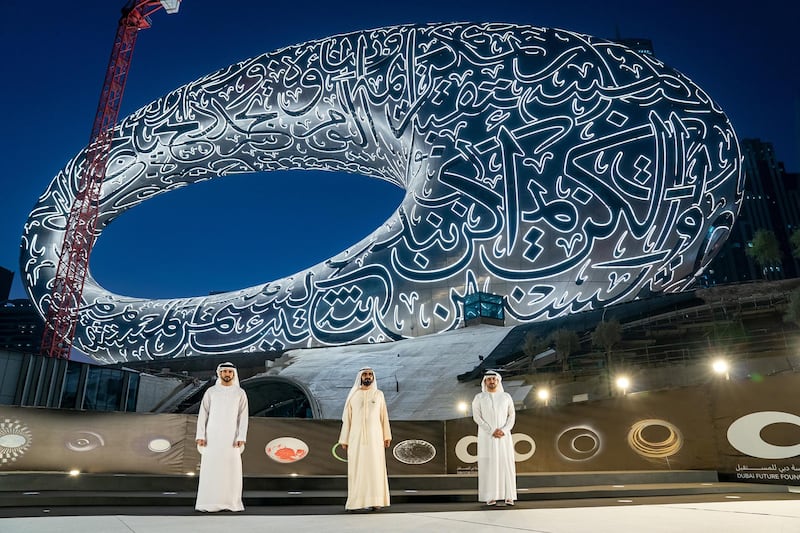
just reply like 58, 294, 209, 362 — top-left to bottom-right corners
339, 367, 392, 511
195, 362, 249, 512
472, 370, 517, 506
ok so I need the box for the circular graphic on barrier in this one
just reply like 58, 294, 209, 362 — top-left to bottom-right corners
65, 430, 105, 452
513, 433, 536, 462
456, 434, 535, 463
556, 426, 601, 462
392, 439, 436, 465
197, 443, 245, 455
0, 419, 32, 465
147, 438, 172, 453
627, 419, 683, 459
727, 411, 800, 460
265, 437, 309, 463
331, 443, 347, 463
455, 436, 478, 464
130, 434, 177, 455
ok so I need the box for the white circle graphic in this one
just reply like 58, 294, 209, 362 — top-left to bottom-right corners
455, 436, 478, 464
0, 419, 33, 465
513, 433, 536, 462
147, 438, 172, 453
456, 434, 535, 463
727, 411, 800, 460
0, 434, 27, 448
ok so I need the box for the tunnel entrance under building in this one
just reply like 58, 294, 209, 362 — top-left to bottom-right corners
240, 376, 318, 418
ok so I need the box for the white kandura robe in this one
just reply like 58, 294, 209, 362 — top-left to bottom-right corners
195, 384, 249, 512
472, 391, 517, 503
339, 388, 392, 510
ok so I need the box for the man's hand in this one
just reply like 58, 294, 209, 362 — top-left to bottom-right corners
196, 439, 206, 447
234, 441, 245, 448
384, 439, 391, 448
492, 429, 505, 438
341, 443, 348, 451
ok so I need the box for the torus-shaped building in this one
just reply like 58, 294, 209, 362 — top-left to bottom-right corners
21, 23, 743, 363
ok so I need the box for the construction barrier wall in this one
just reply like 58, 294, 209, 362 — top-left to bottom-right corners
1, 373, 798, 484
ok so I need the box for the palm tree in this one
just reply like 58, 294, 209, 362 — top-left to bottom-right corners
550, 329, 581, 372
790, 228, 800, 259
746, 229, 782, 279
592, 320, 622, 368
592, 320, 622, 395
784, 287, 800, 327
521, 332, 547, 373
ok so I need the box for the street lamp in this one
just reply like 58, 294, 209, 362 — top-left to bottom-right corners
712, 358, 730, 380
457, 401, 469, 416
615, 375, 631, 396
536, 388, 550, 406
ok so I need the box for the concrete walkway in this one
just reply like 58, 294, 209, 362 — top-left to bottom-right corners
3, 494, 800, 532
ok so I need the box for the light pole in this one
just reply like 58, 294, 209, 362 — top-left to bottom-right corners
712, 358, 730, 380
615, 375, 630, 396
537, 388, 550, 406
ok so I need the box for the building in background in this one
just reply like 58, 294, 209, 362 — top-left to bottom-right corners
612, 36, 655, 57
0, 266, 12, 300
0, 350, 143, 411
0, 265, 182, 413
703, 139, 800, 285
20, 25, 741, 363
0, 268, 43, 353
0, 299, 43, 354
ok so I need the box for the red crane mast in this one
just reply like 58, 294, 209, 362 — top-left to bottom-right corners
41, 0, 181, 359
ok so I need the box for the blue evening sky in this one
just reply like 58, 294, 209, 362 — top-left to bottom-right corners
2, 0, 798, 302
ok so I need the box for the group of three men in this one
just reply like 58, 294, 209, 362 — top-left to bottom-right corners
195, 363, 517, 512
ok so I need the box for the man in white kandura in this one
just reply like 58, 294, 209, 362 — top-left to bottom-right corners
472, 370, 517, 506
339, 367, 392, 511
195, 362, 249, 512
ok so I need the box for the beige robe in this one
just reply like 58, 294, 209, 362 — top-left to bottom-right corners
339, 388, 392, 509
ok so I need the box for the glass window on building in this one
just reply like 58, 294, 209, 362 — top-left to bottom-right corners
83, 368, 101, 410
97, 369, 125, 411
60, 362, 83, 409
125, 373, 139, 412
83, 367, 124, 411
464, 292, 505, 321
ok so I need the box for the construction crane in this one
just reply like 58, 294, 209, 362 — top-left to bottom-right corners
40, 0, 181, 359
